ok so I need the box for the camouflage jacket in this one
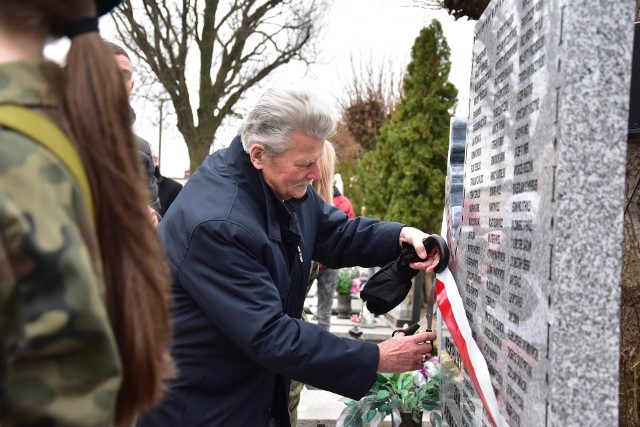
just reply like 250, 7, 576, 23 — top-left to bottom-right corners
0, 60, 121, 426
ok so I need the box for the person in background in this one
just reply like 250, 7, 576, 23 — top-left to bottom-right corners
312, 141, 336, 204
104, 40, 161, 215
333, 185, 355, 218
288, 140, 336, 426
139, 86, 439, 427
315, 183, 355, 331
153, 150, 183, 217
0, 1, 173, 426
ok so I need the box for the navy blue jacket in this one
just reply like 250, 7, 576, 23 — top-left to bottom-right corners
139, 137, 404, 427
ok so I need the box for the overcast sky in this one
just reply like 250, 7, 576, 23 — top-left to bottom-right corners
46, 0, 476, 177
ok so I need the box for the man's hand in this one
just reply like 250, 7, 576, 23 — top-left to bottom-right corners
398, 227, 440, 273
377, 330, 436, 373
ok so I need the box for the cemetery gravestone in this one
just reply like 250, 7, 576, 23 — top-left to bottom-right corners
438, 0, 634, 426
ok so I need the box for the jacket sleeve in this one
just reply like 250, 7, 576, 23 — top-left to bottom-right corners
175, 219, 380, 399
311, 194, 405, 270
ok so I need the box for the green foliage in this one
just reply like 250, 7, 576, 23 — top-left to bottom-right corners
338, 358, 441, 427
337, 267, 359, 295
413, 0, 490, 20
356, 20, 457, 233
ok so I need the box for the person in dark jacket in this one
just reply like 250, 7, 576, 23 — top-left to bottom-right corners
153, 153, 183, 217
105, 41, 161, 213
138, 87, 440, 427
136, 134, 161, 212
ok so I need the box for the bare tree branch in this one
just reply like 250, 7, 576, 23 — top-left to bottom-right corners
340, 55, 404, 152
112, 0, 328, 170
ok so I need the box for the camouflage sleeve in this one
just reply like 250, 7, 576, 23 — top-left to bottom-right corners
0, 129, 121, 427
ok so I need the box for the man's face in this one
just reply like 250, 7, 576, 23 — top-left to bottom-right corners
114, 53, 134, 97
250, 131, 324, 200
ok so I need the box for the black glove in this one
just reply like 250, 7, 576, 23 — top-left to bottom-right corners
360, 235, 449, 315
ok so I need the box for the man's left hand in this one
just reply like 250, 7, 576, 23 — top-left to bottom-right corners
398, 226, 440, 273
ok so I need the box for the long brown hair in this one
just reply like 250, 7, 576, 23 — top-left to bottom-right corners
0, 1, 173, 425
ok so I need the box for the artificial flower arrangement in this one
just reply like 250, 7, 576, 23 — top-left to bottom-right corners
337, 357, 441, 427
337, 267, 362, 296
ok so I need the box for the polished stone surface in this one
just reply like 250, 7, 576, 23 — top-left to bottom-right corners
440, 0, 633, 425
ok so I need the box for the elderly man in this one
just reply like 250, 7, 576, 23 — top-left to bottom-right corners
139, 87, 439, 427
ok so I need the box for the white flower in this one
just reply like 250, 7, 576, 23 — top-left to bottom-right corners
414, 371, 427, 388
423, 361, 438, 379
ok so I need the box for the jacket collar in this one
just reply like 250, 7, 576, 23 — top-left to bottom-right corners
225, 136, 309, 242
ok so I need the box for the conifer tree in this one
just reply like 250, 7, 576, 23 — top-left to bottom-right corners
357, 20, 457, 232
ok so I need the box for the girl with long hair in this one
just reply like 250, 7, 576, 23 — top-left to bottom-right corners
0, 1, 172, 425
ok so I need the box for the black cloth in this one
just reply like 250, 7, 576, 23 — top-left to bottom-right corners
154, 166, 183, 217
138, 136, 405, 427
360, 235, 450, 315
360, 243, 422, 315
96, 0, 122, 16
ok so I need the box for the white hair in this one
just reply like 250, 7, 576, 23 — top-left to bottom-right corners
239, 86, 337, 155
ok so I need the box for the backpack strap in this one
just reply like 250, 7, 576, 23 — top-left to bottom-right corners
0, 105, 95, 223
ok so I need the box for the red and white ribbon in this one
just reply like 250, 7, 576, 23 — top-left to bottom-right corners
437, 217, 509, 427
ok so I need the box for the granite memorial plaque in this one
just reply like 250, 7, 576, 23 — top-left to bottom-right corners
438, 0, 634, 426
